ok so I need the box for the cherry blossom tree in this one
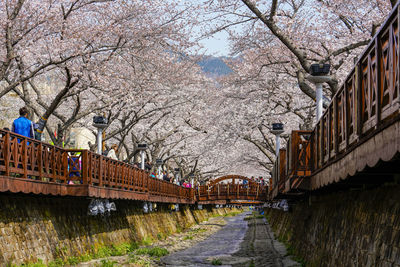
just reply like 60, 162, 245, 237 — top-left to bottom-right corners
187, 0, 393, 176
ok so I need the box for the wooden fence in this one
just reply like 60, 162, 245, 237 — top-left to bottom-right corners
271, 2, 400, 198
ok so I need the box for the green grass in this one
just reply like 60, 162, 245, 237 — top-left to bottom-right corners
99, 259, 117, 267
175, 226, 183, 233
157, 232, 165, 240
133, 247, 169, 257
141, 236, 154, 246
66, 256, 80, 265
17, 260, 47, 267
223, 211, 242, 217
189, 228, 207, 234
128, 255, 151, 267
18, 242, 139, 267
184, 235, 193, 240
211, 258, 222, 265
47, 258, 64, 267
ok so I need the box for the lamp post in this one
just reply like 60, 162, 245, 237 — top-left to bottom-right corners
156, 158, 163, 179
307, 63, 331, 122
93, 115, 108, 154
137, 143, 147, 170
271, 123, 284, 157
174, 168, 180, 185
189, 173, 195, 187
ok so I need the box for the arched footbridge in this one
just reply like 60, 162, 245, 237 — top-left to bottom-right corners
196, 175, 267, 205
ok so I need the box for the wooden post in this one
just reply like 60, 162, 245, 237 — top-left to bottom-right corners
23, 139, 28, 178
333, 100, 338, 155
145, 172, 149, 192
344, 80, 350, 147
38, 143, 43, 179
375, 38, 382, 126
63, 150, 69, 182
217, 184, 220, 198
81, 150, 88, 185
87, 152, 92, 185
356, 62, 362, 136
4, 132, 10, 176
51, 147, 56, 181
98, 154, 103, 186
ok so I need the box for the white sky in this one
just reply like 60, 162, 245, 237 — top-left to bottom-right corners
199, 31, 231, 56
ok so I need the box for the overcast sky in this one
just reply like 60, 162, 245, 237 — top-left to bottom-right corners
199, 30, 231, 56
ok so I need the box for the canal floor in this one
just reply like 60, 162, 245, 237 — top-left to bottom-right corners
161, 211, 300, 267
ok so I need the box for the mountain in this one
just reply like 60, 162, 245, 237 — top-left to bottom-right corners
197, 56, 233, 77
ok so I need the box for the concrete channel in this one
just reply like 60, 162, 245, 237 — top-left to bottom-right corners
161, 211, 300, 267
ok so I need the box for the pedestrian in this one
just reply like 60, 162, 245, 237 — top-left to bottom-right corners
162, 171, 169, 182
107, 144, 118, 160
12, 107, 34, 141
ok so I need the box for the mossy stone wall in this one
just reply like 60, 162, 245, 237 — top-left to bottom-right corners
0, 193, 235, 265
265, 185, 400, 266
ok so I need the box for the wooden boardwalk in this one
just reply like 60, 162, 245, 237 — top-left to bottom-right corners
0, 130, 266, 204
270, 2, 400, 199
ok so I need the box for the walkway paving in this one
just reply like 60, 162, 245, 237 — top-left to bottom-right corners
161, 211, 300, 267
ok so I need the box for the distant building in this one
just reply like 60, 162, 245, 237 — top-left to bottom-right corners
69, 128, 95, 149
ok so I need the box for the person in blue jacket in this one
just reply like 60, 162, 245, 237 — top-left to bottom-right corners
12, 107, 34, 139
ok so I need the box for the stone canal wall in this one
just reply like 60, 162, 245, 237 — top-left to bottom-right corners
265, 184, 400, 266
0, 193, 236, 265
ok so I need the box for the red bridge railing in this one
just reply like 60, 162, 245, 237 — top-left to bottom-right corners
0, 129, 193, 201
0, 129, 257, 202
270, 2, 400, 199
197, 183, 267, 202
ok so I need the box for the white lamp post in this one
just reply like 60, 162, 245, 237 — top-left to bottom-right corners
189, 173, 195, 187
156, 159, 163, 179
174, 168, 180, 185
307, 63, 331, 123
271, 123, 284, 157
93, 116, 108, 155
137, 143, 147, 170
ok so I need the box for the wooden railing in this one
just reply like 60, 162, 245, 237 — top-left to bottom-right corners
0, 129, 193, 201
197, 183, 267, 201
0, 129, 257, 202
270, 2, 400, 198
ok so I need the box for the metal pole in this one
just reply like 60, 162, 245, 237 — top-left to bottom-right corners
97, 128, 103, 154
275, 134, 280, 157
141, 150, 145, 170
316, 82, 323, 121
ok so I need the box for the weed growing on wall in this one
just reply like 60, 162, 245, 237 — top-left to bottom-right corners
141, 236, 154, 246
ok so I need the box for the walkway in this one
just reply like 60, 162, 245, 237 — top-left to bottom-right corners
270, 0, 400, 199
0, 129, 267, 204
161, 212, 299, 267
